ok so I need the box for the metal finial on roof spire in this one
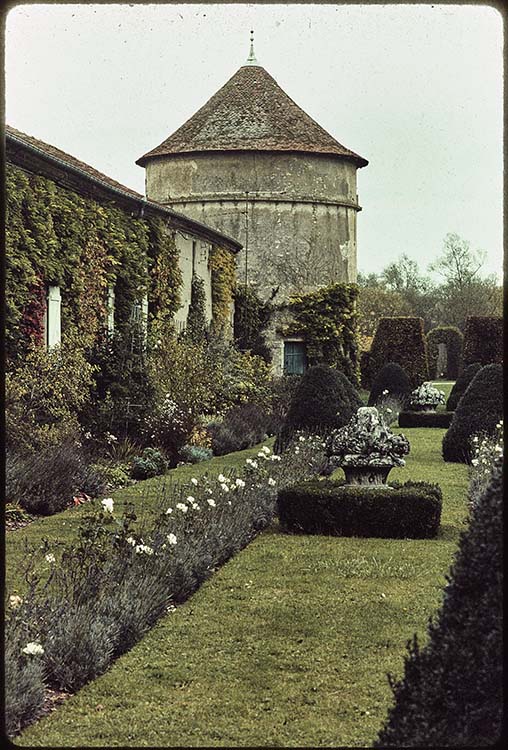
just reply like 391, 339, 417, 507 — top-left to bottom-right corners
245, 29, 258, 65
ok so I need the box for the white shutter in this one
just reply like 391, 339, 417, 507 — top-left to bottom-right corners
46, 286, 61, 349
107, 285, 115, 333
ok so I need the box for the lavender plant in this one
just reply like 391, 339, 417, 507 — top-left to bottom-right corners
5, 434, 325, 736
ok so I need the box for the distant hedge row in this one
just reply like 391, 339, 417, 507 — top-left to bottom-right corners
462, 316, 503, 369
361, 317, 428, 389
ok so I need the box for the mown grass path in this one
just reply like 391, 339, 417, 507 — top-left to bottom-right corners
15, 424, 469, 747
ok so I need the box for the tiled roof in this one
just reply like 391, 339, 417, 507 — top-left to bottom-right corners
6, 124, 144, 199
137, 64, 368, 167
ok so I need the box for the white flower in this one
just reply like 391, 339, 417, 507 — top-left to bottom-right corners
262, 446, 271, 454
126, 536, 136, 546
386, 408, 392, 413
22, 642, 44, 656
235, 478, 246, 488
218, 474, 227, 482
191, 502, 200, 510
167, 533, 177, 545
190, 478, 198, 486
298, 436, 306, 442
471, 459, 479, 466
165, 508, 173, 514
246, 459, 258, 469
270, 455, 281, 462
186, 496, 195, 504
382, 389, 389, 395
9, 595, 23, 608
45, 553, 56, 564
176, 503, 188, 513
268, 477, 276, 486
227, 500, 232, 505
84, 431, 92, 440
135, 544, 154, 555
101, 498, 114, 513
220, 483, 230, 493
207, 498, 216, 507
257, 451, 268, 459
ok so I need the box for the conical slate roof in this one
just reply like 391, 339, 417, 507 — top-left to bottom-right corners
136, 64, 368, 167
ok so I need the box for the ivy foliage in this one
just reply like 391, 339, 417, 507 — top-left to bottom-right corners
209, 244, 236, 336
5, 163, 181, 361
233, 286, 274, 361
282, 283, 360, 385
185, 275, 208, 343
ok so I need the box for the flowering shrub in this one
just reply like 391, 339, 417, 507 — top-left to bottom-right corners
5, 434, 325, 736
408, 382, 445, 411
144, 396, 196, 465
324, 407, 410, 473
468, 420, 503, 508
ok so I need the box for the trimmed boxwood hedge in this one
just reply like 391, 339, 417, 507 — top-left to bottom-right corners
426, 326, 463, 379
442, 363, 503, 464
375, 459, 503, 747
277, 479, 442, 539
446, 361, 481, 411
366, 317, 429, 389
398, 411, 453, 428
274, 365, 362, 453
368, 361, 412, 407
462, 316, 503, 368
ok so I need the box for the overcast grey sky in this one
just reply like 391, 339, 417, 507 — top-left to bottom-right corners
5, 2, 504, 279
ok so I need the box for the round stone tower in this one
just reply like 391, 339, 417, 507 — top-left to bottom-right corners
137, 39, 368, 303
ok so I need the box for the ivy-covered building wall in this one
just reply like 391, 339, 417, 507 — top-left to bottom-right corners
5, 126, 241, 363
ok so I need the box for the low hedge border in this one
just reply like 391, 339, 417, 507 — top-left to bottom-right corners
277, 479, 442, 539
398, 411, 453, 428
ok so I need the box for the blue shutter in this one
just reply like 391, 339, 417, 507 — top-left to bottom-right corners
284, 342, 307, 374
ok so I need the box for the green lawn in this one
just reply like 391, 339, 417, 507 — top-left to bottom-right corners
14, 424, 470, 747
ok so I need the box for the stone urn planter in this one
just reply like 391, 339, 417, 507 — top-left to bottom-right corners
323, 407, 410, 486
342, 465, 393, 486
408, 382, 445, 413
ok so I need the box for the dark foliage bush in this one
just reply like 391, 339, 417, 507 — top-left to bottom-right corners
277, 479, 442, 539
462, 316, 503, 368
207, 403, 271, 456
6, 438, 106, 515
442, 363, 503, 463
266, 374, 302, 436
367, 317, 429, 388
375, 459, 503, 747
360, 350, 371, 388
81, 323, 157, 443
426, 326, 463, 379
446, 361, 481, 411
398, 411, 453, 428
130, 448, 167, 480
368, 362, 412, 407
275, 365, 363, 453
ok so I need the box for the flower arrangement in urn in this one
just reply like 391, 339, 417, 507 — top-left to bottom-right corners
323, 406, 410, 485
408, 382, 445, 412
